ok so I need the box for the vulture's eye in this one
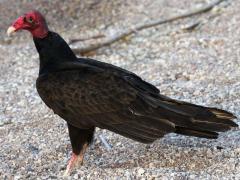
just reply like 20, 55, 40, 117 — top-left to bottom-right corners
28, 17, 34, 23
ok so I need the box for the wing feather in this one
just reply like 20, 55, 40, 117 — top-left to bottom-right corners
37, 65, 174, 143
36, 59, 237, 143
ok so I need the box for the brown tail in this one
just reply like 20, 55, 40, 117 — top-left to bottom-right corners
144, 94, 238, 139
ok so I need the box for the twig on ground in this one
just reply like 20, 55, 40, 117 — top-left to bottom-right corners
72, 0, 225, 55
182, 21, 202, 32
99, 134, 112, 151
69, 34, 105, 45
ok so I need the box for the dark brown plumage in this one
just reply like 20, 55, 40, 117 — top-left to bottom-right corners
8, 11, 238, 175
36, 57, 237, 143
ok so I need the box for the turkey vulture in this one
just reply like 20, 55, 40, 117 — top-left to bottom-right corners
7, 11, 238, 175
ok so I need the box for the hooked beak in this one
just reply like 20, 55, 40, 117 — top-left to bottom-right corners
7, 26, 16, 37
7, 16, 25, 37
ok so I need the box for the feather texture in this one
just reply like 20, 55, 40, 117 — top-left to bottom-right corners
35, 31, 238, 144
37, 59, 238, 142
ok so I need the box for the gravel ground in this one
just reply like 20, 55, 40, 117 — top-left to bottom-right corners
1, 0, 240, 179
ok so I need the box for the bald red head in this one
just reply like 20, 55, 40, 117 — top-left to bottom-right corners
7, 10, 49, 38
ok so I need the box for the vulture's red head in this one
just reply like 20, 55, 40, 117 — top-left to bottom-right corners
7, 10, 49, 38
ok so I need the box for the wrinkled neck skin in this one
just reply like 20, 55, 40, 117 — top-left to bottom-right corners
33, 31, 77, 75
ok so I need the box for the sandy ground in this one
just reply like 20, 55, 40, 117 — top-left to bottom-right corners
0, 0, 240, 179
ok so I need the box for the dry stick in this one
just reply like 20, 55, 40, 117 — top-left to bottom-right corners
72, 0, 225, 55
99, 135, 112, 151
69, 34, 105, 44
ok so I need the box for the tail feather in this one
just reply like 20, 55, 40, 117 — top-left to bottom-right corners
192, 116, 238, 127
143, 94, 238, 139
208, 107, 237, 120
175, 126, 218, 139
189, 120, 233, 132
166, 101, 238, 138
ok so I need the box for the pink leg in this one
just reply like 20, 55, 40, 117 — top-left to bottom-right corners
63, 143, 88, 176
